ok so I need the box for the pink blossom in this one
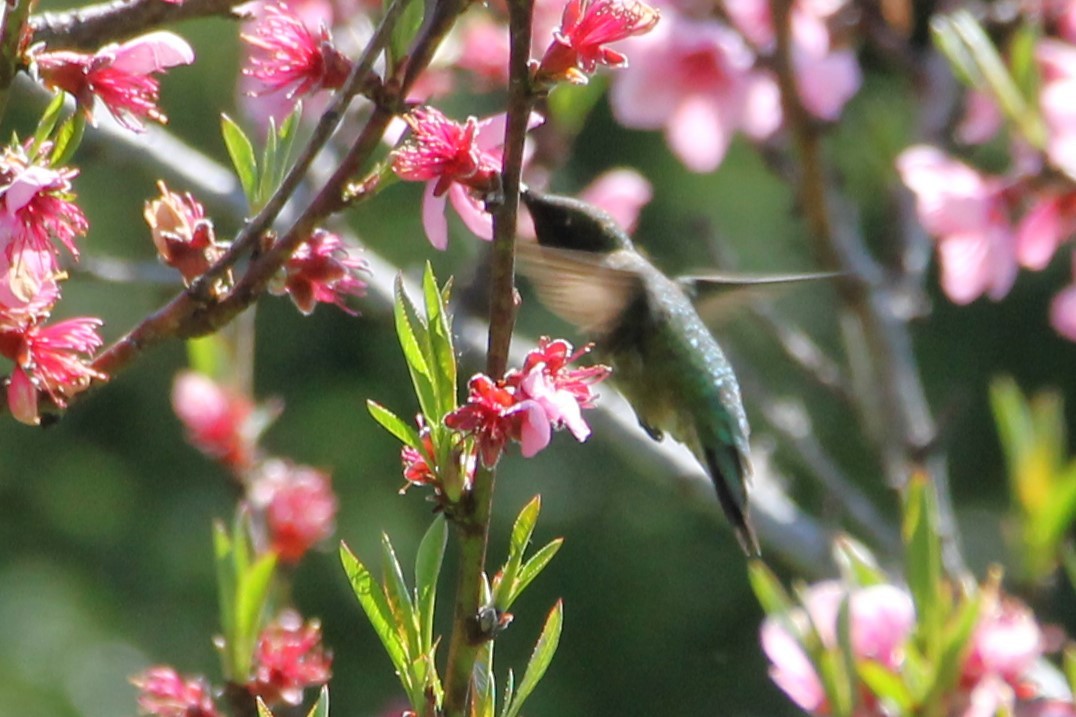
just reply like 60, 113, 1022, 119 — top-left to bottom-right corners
273, 229, 367, 314
444, 374, 518, 466
0, 248, 62, 327
1050, 270, 1076, 341
456, 16, 512, 87
392, 108, 540, 248
579, 168, 652, 233
534, 0, 660, 85
144, 181, 221, 285
241, 2, 352, 115
250, 611, 332, 706
609, 12, 779, 172
896, 145, 1018, 303
1038, 39, 1076, 177
251, 461, 337, 562
957, 89, 1004, 145
171, 371, 257, 471
1016, 193, 1076, 270
131, 666, 220, 717
760, 581, 915, 714
36, 32, 195, 132
0, 145, 87, 258
0, 317, 105, 425
963, 597, 1042, 686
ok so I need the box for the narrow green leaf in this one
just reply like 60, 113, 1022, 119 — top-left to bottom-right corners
923, 591, 981, 709
499, 668, 515, 717
1009, 23, 1041, 108
33, 93, 66, 152
367, 400, 423, 451
834, 596, 858, 717
258, 116, 280, 208
274, 103, 302, 187
340, 542, 412, 688
902, 474, 943, 656
306, 685, 329, 717
422, 262, 457, 416
414, 517, 447, 650
213, 522, 238, 678
833, 536, 886, 587
49, 112, 85, 167
394, 275, 438, 419
388, 0, 425, 71
857, 661, 913, 713
748, 560, 796, 616
506, 539, 563, 610
234, 552, 277, 677
378, 533, 420, 665
256, 697, 275, 717
495, 497, 542, 607
505, 601, 563, 717
221, 114, 258, 204
472, 642, 495, 717
930, 14, 984, 88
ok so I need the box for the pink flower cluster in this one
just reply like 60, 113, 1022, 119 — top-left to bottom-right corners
609, 0, 860, 172
761, 581, 1070, 716
172, 372, 338, 564
270, 228, 368, 315
0, 142, 103, 424
35, 32, 194, 132
249, 610, 332, 706
444, 337, 610, 467
131, 666, 220, 717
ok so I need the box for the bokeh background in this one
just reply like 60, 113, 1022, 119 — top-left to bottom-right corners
4, 3, 1076, 716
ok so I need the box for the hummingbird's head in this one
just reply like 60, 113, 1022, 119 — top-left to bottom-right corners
522, 188, 635, 254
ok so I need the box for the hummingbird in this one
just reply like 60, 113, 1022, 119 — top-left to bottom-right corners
519, 188, 829, 556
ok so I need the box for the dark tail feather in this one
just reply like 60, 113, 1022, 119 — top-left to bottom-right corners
704, 447, 760, 557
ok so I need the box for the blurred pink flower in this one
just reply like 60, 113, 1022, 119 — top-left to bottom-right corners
0, 248, 61, 327
274, 228, 367, 314
171, 371, 257, 471
1038, 39, 1076, 178
1016, 193, 1076, 270
251, 460, 337, 562
761, 581, 915, 714
0, 317, 105, 425
36, 31, 194, 132
241, 2, 351, 116
250, 611, 332, 706
963, 597, 1042, 686
131, 666, 220, 717
534, 0, 660, 85
579, 167, 652, 233
957, 89, 1004, 145
609, 11, 779, 172
144, 181, 221, 285
896, 145, 1018, 304
0, 144, 87, 258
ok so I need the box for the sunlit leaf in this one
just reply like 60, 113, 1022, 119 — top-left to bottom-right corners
306, 686, 329, 717
504, 601, 563, 717
394, 274, 438, 419
415, 517, 447, 650
367, 400, 423, 451
423, 262, 457, 417
902, 473, 943, 656
33, 93, 66, 152
389, 0, 425, 72
221, 114, 258, 204
49, 112, 85, 167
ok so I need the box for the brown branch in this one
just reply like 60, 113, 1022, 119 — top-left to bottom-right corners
30, 0, 246, 51
768, 0, 967, 575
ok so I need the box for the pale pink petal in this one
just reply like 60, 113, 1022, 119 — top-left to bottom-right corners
1017, 197, 1064, 270
108, 31, 195, 73
7, 367, 40, 425
516, 400, 552, 457
896, 146, 994, 236
958, 89, 1003, 145
579, 168, 652, 233
422, 181, 450, 250
448, 183, 493, 240
4, 165, 61, 213
741, 72, 782, 139
937, 230, 1016, 304
723, 0, 773, 48
849, 584, 915, 666
667, 94, 733, 173
608, 25, 678, 129
795, 47, 861, 121
760, 619, 825, 712
1051, 282, 1076, 341
474, 111, 545, 152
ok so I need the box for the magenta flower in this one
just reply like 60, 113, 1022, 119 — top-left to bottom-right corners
0, 144, 87, 258
392, 107, 538, 249
241, 2, 351, 112
896, 145, 1018, 304
0, 317, 105, 425
273, 229, 367, 314
171, 371, 257, 471
144, 181, 221, 285
534, 0, 660, 85
445, 374, 519, 467
250, 460, 337, 562
131, 666, 220, 717
761, 581, 915, 714
609, 12, 779, 172
36, 31, 195, 132
250, 611, 332, 706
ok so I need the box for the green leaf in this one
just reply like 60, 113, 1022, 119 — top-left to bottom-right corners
930, 14, 984, 87
367, 400, 423, 451
340, 542, 412, 691
258, 116, 280, 208
902, 473, 944, 656
857, 661, 913, 714
378, 533, 420, 664
422, 262, 457, 417
221, 114, 259, 205
747, 560, 796, 616
504, 600, 563, 717
834, 596, 858, 717
306, 685, 329, 717
187, 335, 230, 380
234, 552, 277, 677
388, 0, 425, 71
49, 112, 85, 167
510, 539, 563, 608
213, 522, 238, 677
273, 103, 302, 188
472, 642, 496, 717
1009, 22, 1041, 106
394, 275, 438, 419
499, 668, 515, 717
414, 517, 447, 650
33, 93, 66, 152
546, 77, 606, 136
256, 697, 275, 717
923, 590, 981, 709
833, 536, 886, 588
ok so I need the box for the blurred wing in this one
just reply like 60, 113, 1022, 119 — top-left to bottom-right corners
678, 270, 841, 325
516, 241, 643, 336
